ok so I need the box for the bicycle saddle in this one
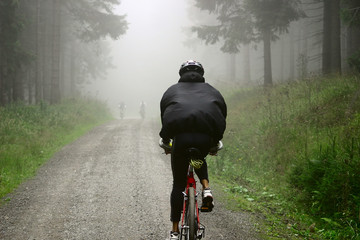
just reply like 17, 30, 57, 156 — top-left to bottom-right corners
186, 147, 202, 160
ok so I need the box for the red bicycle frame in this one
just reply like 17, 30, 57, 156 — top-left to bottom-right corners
180, 163, 205, 239
159, 138, 223, 239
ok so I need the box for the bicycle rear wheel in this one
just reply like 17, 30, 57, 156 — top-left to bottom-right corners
188, 187, 196, 240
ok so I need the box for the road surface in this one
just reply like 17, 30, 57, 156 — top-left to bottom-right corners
0, 119, 260, 240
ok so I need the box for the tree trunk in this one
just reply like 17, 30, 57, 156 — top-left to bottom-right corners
0, 1, 18, 104
27, 70, 33, 104
0, 46, 4, 106
330, 0, 341, 74
230, 53, 236, 82
322, 1, 332, 75
322, 0, 341, 75
243, 44, 251, 84
344, 1, 360, 73
289, 28, 295, 81
0, 5, 6, 105
12, 70, 23, 102
280, 36, 284, 82
70, 44, 76, 97
51, 0, 61, 104
347, 27, 360, 71
263, 28, 273, 86
35, 0, 42, 103
42, 1, 51, 103
302, 19, 309, 80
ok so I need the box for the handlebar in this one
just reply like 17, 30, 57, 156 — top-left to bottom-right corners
159, 138, 223, 154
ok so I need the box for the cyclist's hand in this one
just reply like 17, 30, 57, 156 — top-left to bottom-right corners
209, 147, 218, 156
209, 144, 218, 155
164, 148, 171, 155
159, 138, 172, 155
209, 141, 223, 156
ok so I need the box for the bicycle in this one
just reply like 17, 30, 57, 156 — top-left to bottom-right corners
119, 108, 125, 119
159, 139, 223, 240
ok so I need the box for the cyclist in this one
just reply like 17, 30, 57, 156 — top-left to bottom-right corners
118, 102, 126, 119
159, 60, 227, 240
139, 100, 146, 119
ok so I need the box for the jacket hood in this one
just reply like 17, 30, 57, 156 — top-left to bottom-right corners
178, 71, 205, 83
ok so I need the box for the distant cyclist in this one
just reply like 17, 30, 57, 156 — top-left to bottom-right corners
118, 102, 126, 119
159, 60, 227, 240
139, 100, 146, 119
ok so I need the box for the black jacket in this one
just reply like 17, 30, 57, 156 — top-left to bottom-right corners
160, 71, 227, 142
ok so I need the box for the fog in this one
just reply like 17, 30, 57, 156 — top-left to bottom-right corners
2, 1, 353, 110
86, 0, 226, 119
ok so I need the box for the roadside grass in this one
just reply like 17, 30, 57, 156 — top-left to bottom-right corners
209, 75, 360, 239
0, 98, 113, 200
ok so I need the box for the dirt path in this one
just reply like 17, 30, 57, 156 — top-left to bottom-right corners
0, 119, 260, 240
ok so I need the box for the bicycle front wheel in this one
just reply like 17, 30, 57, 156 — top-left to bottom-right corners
188, 187, 196, 240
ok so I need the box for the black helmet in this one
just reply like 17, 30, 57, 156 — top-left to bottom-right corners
179, 60, 204, 76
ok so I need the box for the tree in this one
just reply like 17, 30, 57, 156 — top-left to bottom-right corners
62, 0, 128, 98
341, 0, 360, 73
192, 0, 304, 86
341, 0, 360, 26
51, 0, 61, 104
0, 0, 128, 105
47, 0, 128, 103
35, 0, 41, 103
66, 0, 128, 42
0, 0, 31, 105
322, 0, 341, 75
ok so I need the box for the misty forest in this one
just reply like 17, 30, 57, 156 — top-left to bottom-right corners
1, 0, 360, 239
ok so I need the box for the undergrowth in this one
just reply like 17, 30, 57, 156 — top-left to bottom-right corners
0, 98, 113, 200
208, 75, 360, 239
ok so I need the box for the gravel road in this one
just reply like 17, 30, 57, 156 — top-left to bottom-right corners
0, 119, 260, 240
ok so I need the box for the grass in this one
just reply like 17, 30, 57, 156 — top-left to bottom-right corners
0, 98, 113, 200
1, 76, 359, 239
209, 75, 360, 239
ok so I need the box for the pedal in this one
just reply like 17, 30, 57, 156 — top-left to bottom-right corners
182, 191, 188, 200
198, 224, 205, 239
200, 203, 213, 212
200, 206, 212, 212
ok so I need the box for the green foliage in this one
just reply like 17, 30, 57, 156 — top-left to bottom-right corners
208, 75, 360, 238
341, 0, 360, 27
68, 0, 128, 42
0, 99, 113, 199
0, 0, 31, 73
290, 135, 360, 210
192, 0, 304, 53
243, 0, 305, 33
348, 50, 360, 73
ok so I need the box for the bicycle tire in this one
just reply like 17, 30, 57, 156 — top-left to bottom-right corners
188, 187, 196, 240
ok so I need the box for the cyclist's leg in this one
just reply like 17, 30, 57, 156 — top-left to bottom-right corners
185, 133, 215, 212
170, 133, 214, 230
170, 136, 189, 232
194, 160, 209, 187
189, 133, 212, 186
197, 162, 214, 212
194, 157, 215, 212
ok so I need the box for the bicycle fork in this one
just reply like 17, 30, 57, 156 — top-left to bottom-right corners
180, 189, 205, 239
